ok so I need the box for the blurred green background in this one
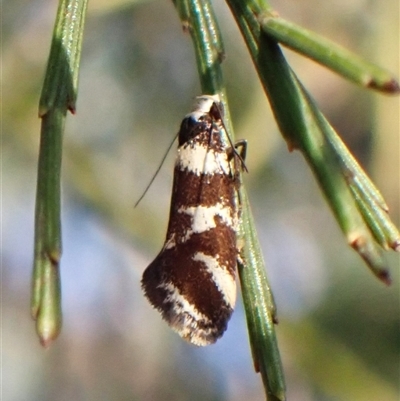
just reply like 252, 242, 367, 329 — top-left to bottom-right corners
3, 0, 399, 400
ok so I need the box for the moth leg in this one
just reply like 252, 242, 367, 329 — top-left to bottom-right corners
228, 139, 248, 172
234, 139, 247, 164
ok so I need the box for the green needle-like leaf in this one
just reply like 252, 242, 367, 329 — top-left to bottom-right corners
258, 12, 400, 93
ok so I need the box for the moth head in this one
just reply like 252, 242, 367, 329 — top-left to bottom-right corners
178, 94, 224, 146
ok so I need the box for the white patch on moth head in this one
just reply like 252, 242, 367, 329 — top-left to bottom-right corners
192, 252, 236, 309
183, 95, 221, 123
191, 94, 220, 115
157, 282, 216, 346
177, 145, 230, 175
178, 203, 233, 235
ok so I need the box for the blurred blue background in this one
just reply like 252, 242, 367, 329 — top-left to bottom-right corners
3, 0, 399, 400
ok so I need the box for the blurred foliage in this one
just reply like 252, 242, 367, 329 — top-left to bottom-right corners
3, 0, 399, 400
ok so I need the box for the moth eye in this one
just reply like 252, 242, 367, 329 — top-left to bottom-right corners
178, 116, 207, 146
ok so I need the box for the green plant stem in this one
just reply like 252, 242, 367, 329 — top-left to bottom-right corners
297, 83, 391, 283
32, 110, 65, 347
238, 188, 285, 401
311, 106, 400, 252
33, 0, 88, 346
174, 0, 286, 398
183, 0, 224, 95
39, 0, 89, 115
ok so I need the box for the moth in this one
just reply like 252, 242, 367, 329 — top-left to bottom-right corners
141, 94, 245, 346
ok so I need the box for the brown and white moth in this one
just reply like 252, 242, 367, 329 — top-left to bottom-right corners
141, 94, 245, 346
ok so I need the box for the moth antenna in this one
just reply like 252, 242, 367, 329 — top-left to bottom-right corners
134, 133, 178, 207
